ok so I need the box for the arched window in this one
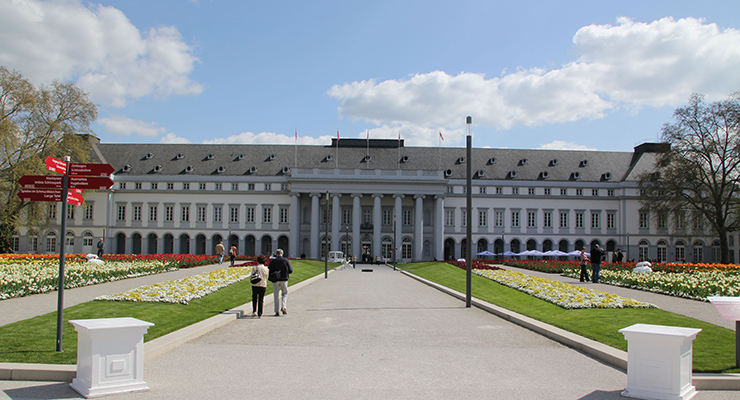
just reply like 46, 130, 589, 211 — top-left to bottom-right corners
693, 241, 704, 263
381, 237, 392, 258
46, 231, 57, 253
657, 240, 667, 263
477, 238, 488, 255
711, 240, 720, 263
675, 241, 685, 262
638, 240, 649, 261
402, 237, 412, 259
65, 232, 75, 254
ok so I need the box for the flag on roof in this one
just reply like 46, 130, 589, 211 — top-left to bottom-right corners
439, 131, 444, 141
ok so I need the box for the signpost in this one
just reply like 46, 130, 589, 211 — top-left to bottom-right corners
17, 157, 114, 352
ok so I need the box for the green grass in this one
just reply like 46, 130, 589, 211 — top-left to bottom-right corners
401, 261, 739, 373
0, 260, 333, 365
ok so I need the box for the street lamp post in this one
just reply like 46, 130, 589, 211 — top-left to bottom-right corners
345, 224, 350, 260
465, 116, 472, 308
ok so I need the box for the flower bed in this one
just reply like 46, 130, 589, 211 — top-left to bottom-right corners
474, 269, 655, 309
0, 258, 177, 300
447, 259, 503, 270
503, 260, 579, 273
562, 267, 740, 300
95, 267, 253, 304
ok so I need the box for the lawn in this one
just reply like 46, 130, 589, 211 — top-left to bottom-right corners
0, 260, 331, 365
401, 261, 739, 373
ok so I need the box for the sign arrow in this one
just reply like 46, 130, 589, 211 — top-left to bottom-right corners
45, 156, 67, 175
18, 175, 113, 190
69, 163, 115, 177
17, 189, 83, 205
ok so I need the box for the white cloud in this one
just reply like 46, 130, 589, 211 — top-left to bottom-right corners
0, 0, 203, 107
99, 115, 166, 138
202, 131, 332, 145
160, 133, 192, 144
538, 141, 598, 151
328, 17, 740, 134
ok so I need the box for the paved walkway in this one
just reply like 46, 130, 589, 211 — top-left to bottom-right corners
0, 262, 737, 399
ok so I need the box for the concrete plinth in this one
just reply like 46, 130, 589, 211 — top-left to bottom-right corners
69, 317, 154, 398
619, 323, 701, 400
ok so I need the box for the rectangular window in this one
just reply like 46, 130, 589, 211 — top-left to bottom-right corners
462, 209, 467, 227
165, 206, 174, 222
544, 188, 551, 196
231, 183, 238, 191
342, 208, 351, 225
264, 183, 271, 191
511, 211, 520, 227
135, 182, 142, 190
576, 188, 583, 196
445, 209, 455, 226
363, 208, 372, 224
246, 206, 255, 223
215, 183, 222, 191
199, 183, 206, 190
167, 182, 174, 190
592, 189, 598, 196
263, 206, 272, 223
675, 212, 684, 229
382, 209, 392, 225
83, 204, 93, 220
183, 182, 190, 190
575, 212, 584, 229
591, 212, 599, 228
213, 206, 222, 222
248, 183, 255, 191
181, 205, 190, 222
560, 188, 567, 196
402, 209, 412, 226
67, 206, 74, 220
149, 205, 158, 221
133, 205, 141, 221
478, 210, 487, 227
281, 183, 289, 191
230, 206, 239, 223
198, 206, 206, 222
495, 210, 504, 227
607, 212, 615, 229
446, 186, 454, 194
657, 213, 667, 229
528, 188, 535, 195
479, 186, 486, 194
543, 212, 552, 228
117, 205, 126, 221
280, 207, 289, 224
607, 189, 614, 197
527, 211, 536, 228
639, 212, 649, 229
48, 204, 56, 219
512, 187, 519, 195
559, 211, 568, 228
496, 187, 503, 195
151, 182, 158, 190
119, 182, 126, 189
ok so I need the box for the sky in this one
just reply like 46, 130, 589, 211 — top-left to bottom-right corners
1, 0, 739, 152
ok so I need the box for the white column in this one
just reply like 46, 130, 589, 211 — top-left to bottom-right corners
414, 194, 425, 261
289, 193, 300, 258
331, 193, 341, 251
394, 194, 404, 261
435, 195, 445, 261
372, 194, 383, 258
310, 193, 320, 259
352, 193, 362, 258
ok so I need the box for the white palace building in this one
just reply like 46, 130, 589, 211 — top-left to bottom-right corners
12, 136, 731, 264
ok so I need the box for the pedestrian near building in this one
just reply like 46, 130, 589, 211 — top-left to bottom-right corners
250, 255, 270, 318
97, 238, 105, 257
229, 245, 237, 266
590, 244, 605, 283
579, 247, 590, 282
215, 240, 225, 264
268, 248, 293, 316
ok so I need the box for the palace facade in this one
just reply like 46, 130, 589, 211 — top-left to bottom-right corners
12, 136, 730, 264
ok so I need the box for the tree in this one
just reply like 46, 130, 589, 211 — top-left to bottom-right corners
0, 66, 98, 253
639, 92, 740, 264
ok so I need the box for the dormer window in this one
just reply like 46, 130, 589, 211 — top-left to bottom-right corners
206, 154, 215, 160
580, 159, 589, 167
175, 153, 184, 160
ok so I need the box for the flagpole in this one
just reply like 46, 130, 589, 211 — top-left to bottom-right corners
438, 131, 441, 170
294, 128, 297, 168
336, 130, 339, 169
397, 130, 401, 169
366, 129, 369, 157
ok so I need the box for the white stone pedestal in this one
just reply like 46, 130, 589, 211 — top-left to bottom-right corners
619, 324, 702, 400
69, 317, 154, 398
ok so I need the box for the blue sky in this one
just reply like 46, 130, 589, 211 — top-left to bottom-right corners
1, 1, 739, 151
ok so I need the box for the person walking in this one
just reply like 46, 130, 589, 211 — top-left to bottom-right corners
96, 238, 105, 257
268, 248, 293, 316
215, 240, 225, 264
352, 254, 357, 269
590, 244, 605, 283
229, 245, 238, 266
250, 255, 270, 318
579, 247, 590, 282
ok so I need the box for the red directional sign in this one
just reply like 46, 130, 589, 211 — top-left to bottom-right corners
69, 163, 114, 177
17, 189, 83, 205
18, 175, 113, 190
45, 156, 67, 175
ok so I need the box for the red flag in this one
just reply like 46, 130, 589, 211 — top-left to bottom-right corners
295, 128, 297, 140
398, 131, 400, 141
439, 131, 444, 141
337, 130, 340, 140
366, 130, 369, 142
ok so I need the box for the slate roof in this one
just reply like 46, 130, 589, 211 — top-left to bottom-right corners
92, 141, 659, 182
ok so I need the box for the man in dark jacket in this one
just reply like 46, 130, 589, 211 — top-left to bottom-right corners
268, 249, 293, 316
590, 244, 605, 283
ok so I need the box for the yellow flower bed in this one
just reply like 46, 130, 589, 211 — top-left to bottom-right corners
96, 267, 253, 304
474, 269, 655, 309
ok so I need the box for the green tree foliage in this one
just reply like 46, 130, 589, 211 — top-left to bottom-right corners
639, 92, 740, 264
0, 66, 98, 253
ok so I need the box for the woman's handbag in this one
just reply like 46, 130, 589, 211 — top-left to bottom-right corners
250, 268, 262, 284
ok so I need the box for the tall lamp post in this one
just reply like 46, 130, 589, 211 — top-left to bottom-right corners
465, 116, 472, 308
345, 224, 350, 260
324, 191, 329, 278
